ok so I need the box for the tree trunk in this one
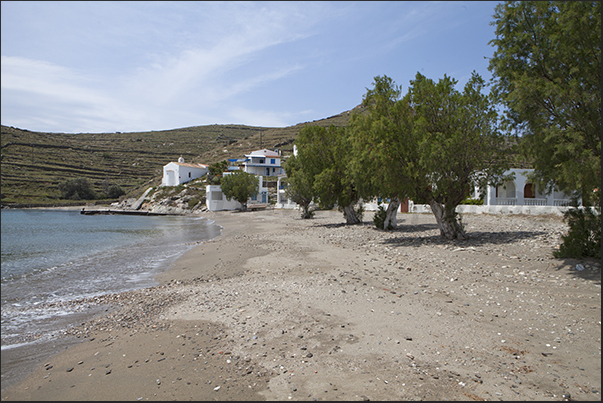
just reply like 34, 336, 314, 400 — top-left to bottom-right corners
301, 203, 312, 219
383, 197, 400, 230
342, 203, 361, 225
429, 200, 466, 240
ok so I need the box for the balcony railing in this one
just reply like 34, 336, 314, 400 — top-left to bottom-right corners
496, 198, 517, 205
494, 198, 572, 206
524, 198, 547, 206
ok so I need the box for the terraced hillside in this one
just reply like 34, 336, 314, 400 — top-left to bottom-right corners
1, 106, 364, 206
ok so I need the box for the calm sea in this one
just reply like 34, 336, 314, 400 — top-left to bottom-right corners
1, 208, 221, 361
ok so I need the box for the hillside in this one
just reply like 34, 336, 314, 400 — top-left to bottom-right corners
1, 106, 365, 206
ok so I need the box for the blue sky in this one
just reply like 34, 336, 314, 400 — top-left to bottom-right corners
1, 1, 501, 134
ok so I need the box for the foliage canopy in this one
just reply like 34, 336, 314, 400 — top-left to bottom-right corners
489, 1, 601, 258
348, 72, 508, 239
488, 0, 601, 206
283, 153, 315, 219
219, 171, 259, 211
294, 125, 361, 224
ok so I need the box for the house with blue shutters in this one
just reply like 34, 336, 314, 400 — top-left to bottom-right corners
242, 149, 284, 177
205, 149, 281, 211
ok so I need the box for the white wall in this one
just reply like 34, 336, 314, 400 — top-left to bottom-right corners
162, 162, 208, 186
410, 203, 570, 215
205, 185, 243, 211
485, 168, 574, 206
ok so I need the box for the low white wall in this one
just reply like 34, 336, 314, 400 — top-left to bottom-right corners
275, 200, 571, 215
410, 203, 569, 216
275, 203, 298, 209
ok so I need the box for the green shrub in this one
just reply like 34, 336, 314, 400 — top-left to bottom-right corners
187, 197, 200, 209
355, 204, 364, 222
460, 197, 484, 205
373, 205, 394, 230
105, 184, 125, 199
58, 178, 96, 200
553, 206, 601, 259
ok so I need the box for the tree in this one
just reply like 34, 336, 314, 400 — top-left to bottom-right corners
406, 72, 509, 240
295, 125, 361, 224
207, 160, 228, 185
348, 75, 411, 230
351, 73, 507, 239
219, 171, 259, 211
283, 153, 315, 219
488, 1, 601, 206
58, 178, 96, 200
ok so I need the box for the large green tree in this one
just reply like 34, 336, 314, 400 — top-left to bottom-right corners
295, 125, 361, 224
348, 75, 413, 230
488, 1, 601, 206
356, 72, 507, 240
407, 72, 508, 240
219, 171, 259, 211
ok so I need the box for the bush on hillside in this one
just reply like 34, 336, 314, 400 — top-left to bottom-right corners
58, 178, 96, 200
105, 184, 125, 199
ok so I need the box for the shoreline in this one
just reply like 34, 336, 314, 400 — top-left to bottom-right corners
0, 208, 225, 392
1, 209, 600, 401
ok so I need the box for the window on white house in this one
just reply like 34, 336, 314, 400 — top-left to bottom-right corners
270, 158, 275, 164
211, 192, 223, 200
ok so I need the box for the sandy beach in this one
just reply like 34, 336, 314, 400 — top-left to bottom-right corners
1, 208, 600, 401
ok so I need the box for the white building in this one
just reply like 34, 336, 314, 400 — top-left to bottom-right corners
204, 149, 285, 211
243, 149, 284, 177
205, 184, 243, 211
275, 175, 298, 209
409, 168, 576, 215
205, 174, 270, 211
484, 168, 573, 207
162, 157, 208, 187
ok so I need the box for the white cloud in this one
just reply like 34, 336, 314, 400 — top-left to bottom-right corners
1, 56, 121, 108
1, 56, 145, 132
1, 2, 333, 132
1, 1, 498, 133
122, 2, 322, 107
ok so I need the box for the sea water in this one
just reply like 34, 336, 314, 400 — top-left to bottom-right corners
1, 208, 221, 369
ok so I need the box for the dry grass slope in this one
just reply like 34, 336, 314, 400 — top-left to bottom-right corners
1, 106, 364, 206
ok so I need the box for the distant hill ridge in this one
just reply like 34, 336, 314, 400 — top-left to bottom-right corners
1, 105, 366, 205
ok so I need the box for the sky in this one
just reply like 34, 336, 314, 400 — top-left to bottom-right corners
1, 1, 502, 134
